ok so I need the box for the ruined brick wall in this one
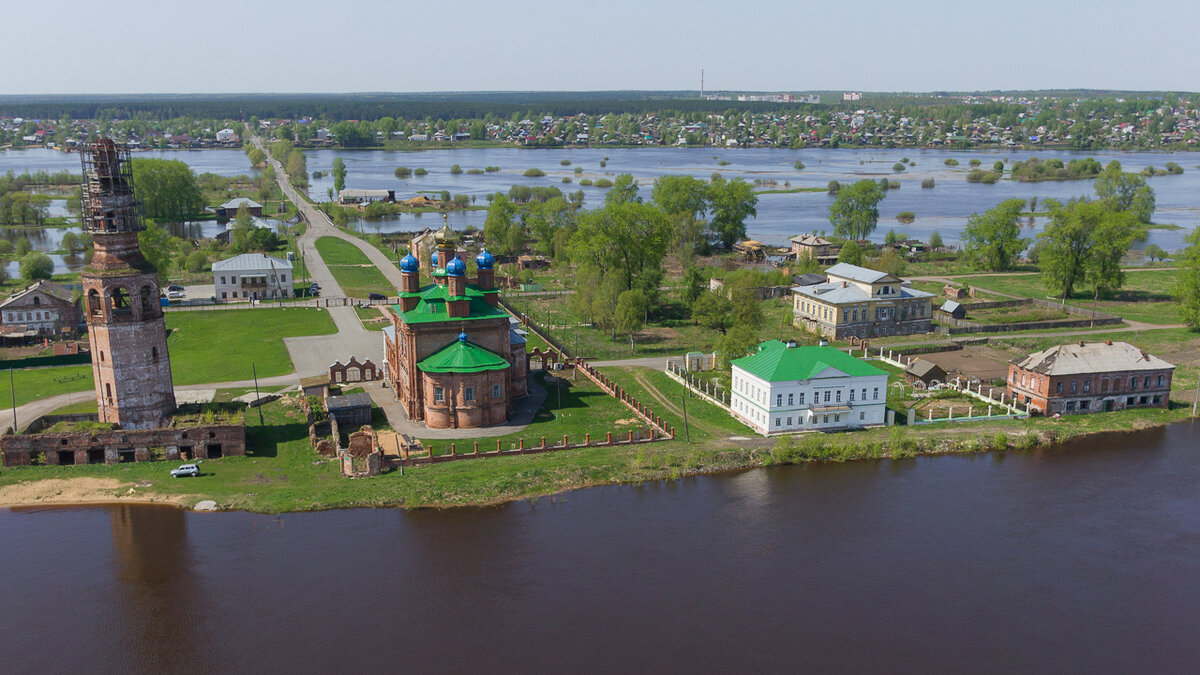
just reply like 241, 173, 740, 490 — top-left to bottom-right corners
1, 423, 245, 467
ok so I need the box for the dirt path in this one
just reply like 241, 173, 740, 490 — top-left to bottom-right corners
0, 477, 188, 508
628, 368, 727, 437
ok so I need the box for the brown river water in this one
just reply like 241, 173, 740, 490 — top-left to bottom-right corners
2, 422, 1199, 673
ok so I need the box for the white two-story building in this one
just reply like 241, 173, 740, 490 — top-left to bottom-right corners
213, 253, 293, 301
730, 340, 889, 435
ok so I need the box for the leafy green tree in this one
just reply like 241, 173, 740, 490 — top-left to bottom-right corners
1038, 200, 1142, 303
568, 202, 671, 291
137, 223, 175, 283
615, 289, 649, 351
1144, 243, 1167, 262
877, 248, 907, 277
19, 252, 53, 281
691, 290, 732, 333
929, 231, 944, 249
884, 229, 900, 245
131, 158, 203, 224
1173, 227, 1200, 326
730, 287, 764, 330
60, 231, 81, 254
185, 250, 208, 272
828, 179, 885, 240
837, 240, 864, 265
14, 237, 31, 256
963, 198, 1029, 271
1094, 160, 1156, 223
483, 195, 522, 256
605, 174, 640, 205
706, 176, 758, 249
716, 322, 760, 365
332, 157, 347, 192
591, 273, 625, 338
681, 264, 707, 306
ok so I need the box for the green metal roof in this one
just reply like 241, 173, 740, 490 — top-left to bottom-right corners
417, 337, 510, 373
390, 283, 509, 325
732, 341, 886, 382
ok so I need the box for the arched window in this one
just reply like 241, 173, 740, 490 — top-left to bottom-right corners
111, 288, 131, 315
88, 289, 102, 316
152, 347, 158, 360
100, 351, 105, 362
32, 296, 40, 306
140, 286, 152, 312
105, 383, 113, 404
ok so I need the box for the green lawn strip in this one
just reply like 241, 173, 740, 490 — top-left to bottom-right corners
950, 270, 1179, 325
597, 365, 751, 440
48, 398, 99, 414
1, 395, 1194, 511
166, 308, 336, 385
325, 264, 393, 298
0, 365, 94, 409
419, 371, 642, 455
314, 236, 372, 265
355, 305, 390, 331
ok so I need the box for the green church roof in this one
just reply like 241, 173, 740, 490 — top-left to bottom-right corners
417, 336, 511, 374
732, 341, 886, 382
391, 282, 509, 325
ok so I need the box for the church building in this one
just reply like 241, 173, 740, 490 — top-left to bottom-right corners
383, 224, 528, 429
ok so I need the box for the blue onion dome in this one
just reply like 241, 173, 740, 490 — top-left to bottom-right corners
400, 252, 419, 273
475, 248, 495, 270
458, 331, 468, 342
446, 255, 466, 276
430, 250, 439, 267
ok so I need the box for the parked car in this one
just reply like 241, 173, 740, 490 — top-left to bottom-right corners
367, 292, 387, 301
167, 290, 185, 300
170, 463, 200, 478
167, 285, 185, 293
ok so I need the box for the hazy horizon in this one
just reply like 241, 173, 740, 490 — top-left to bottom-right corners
1, 0, 1196, 95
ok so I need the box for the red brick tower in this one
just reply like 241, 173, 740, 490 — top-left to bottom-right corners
80, 139, 176, 429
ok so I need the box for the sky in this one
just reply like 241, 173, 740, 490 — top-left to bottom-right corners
1, 0, 1197, 95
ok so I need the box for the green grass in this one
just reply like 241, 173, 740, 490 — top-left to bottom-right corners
325, 265, 394, 298
968, 305, 1071, 324
950, 269, 1180, 325
755, 186, 827, 194
315, 237, 372, 265
48, 398, 98, 414
0, 365, 94, 409
420, 371, 645, 455
165, 308, 337, 384
3, 390, 1192, 511
598, 366, 751, 440
355, 305, 390, 331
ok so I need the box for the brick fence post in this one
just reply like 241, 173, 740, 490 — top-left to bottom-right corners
606, 431, 612, 444
562, 434, 568, 448
628, 430, 634, 442
585, 432, 590, 446
519, 438, 525, 450
497, 438, 502, 452
450, 443, 456, 456
473, 441, 479, 454
541, 436, 547, 449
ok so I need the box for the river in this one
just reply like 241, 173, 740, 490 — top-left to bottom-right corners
2, 422, 1198, 672
1, 147, 1197, 253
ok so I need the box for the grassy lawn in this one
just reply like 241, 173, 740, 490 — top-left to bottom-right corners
3, 390, 1193, 511
951, 269, 1180, 325
419, 371, 649, 455
355, 305, 390, 331
968, 305, 1071, 324
165, 308, 336, 384
0, 365, 94, 409
598, 365, 752, 440
315, 237, 372, 265
325, 264, 394, 298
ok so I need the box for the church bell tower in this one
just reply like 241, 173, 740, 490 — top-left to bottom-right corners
80, 139, 176, 429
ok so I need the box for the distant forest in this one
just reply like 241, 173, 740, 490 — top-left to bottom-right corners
0, 90, 1189, 122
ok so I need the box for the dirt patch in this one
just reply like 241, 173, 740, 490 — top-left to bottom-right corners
919, 345, 1013, 382
0, 477, 187, 508
614, 417, 642, 427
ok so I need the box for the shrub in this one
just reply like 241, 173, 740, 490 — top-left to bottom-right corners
579, 178, 593, 186
394, 166, 412, 178
593, 178, 614, 188
560, 159, 571, 166
311, 170, 325, 178
599, 160, 607, 167
893, 162, 906, 172
969, 158, 982, 167
794, 161, 805, 170
993, 161, 1005, 172
523, 168, 546, 177
921, 177, 936, 188
896, 211, 915, 223
944, 158, 959, 166
966, 169, 999, 184
574, 166, 583, 174
827, 180, 841, 193
1165, 161, 1184, 175
901, 157, 910, 163
466, 168, 484, 175
717, 160, 731, 166
449, 164, 463, 174
19, 252, 53, 281
561, 177, 572, 183
484, 165, 500, 172
414, 167, 428, 176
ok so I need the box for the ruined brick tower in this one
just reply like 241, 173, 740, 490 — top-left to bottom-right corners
80, 139, 176, 429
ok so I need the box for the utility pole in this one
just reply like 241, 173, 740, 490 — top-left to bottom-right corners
9, 368, 16, 434
681, 394, 690, 443
252, 363, 264, 425
1194, 377, 1199, 417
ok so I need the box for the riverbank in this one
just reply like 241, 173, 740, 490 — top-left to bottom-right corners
1, 400, 1191, 513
